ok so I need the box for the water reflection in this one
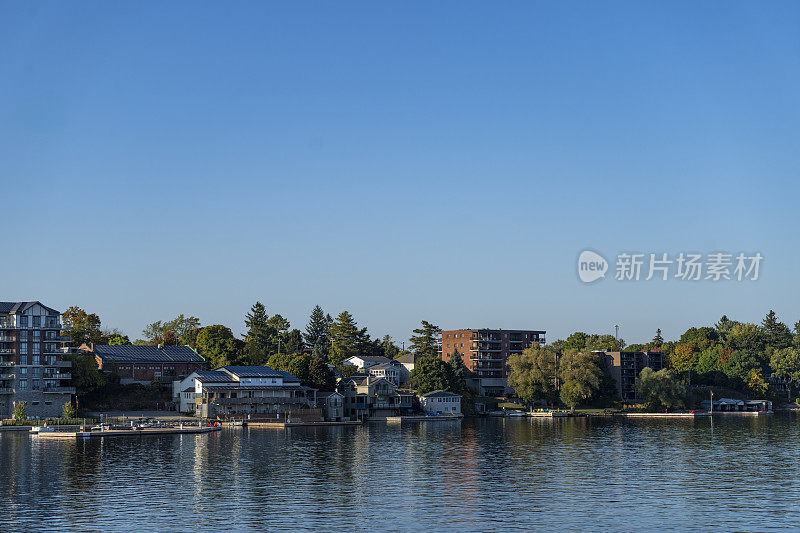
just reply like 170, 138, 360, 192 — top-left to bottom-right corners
2, 415, 800, 531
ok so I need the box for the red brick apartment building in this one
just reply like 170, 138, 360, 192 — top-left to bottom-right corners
80, 344, 206, 385
441, 328, 546, 396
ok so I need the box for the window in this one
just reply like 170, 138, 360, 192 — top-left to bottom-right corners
20, 317, 28, 328
33, 316, 40, 327
18, 380, 27, 389
33, 330, 40, 341
32, 344, 40, 354
32, 356, 40, 366
19, 355, 27, 365
20, 342, 27, 354
19, 367, 27, 376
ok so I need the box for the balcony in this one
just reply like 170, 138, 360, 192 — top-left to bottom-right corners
45, 373, 71, 380
0, 349, 14, 355
43, 386, 76, 394
54, 361, 72, 368
0, 387, 12, 394
0, 361, 14, 367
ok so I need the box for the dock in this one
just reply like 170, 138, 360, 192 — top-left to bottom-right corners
32, 425, 222, 439
245, 420, 363, 428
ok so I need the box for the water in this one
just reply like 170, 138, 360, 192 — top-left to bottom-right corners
2, 415, 800, 532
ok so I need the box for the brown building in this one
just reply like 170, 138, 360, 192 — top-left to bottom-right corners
81, 344, 206, 385
0, 301, 74, 419
601, 350, 664, 402
441, 328, 546, 396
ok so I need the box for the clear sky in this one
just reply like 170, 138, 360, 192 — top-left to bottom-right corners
2, 2, 800, 345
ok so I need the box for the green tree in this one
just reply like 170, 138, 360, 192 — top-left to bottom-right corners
336, 363, 361, 379
62, 306, 103, 347
410, 357, 457, 394
747, 369, 769, 395
507, 344, 559, 405
267, 314, 291, 334
652, 329, 664, 347
584, 334, 625, 352
62, 400, 77, 418
409, 320, 442, 359
381, 335, 401, 359
12, 401, 26, 420
558, 350, 604, 410
287, 354, 312, 383
281, 329, 305, 355
243, 302, 278, 365
679, 327, 719, 350
562, 332, 589, 351
770, 347, 800, 393
723, 349, 762, 386
267, 352, 296, 372
635, 367, 686, 412
107, 334, 131, 345
725, 323, 765, 360
448, 349, 468, 381
307, 357, 336, 391
304, 306, 332, 356
64, 352, 107, 399
196, 325, 239, 369
794, 321, 800, 349
715, 315, 740, 342
762, 310, 792, 353
328, 311, 360, 366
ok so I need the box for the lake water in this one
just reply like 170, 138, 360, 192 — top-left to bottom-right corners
2, 415, 800, 532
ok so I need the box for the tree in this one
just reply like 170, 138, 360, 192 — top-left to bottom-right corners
336, 364, 361, 379
409, 320, 441, 359
107, 333, 131, 345
381, 335, 401, 359
195, 325, 239, 369
723, 349, 762, 386
267, 352, 296, 372
410, 357, 457, 394
287, 354, 312, 383
725, 323, 765, 361
679, 327, 719, 350
62, 400, 77, 419
304, 306, 333, 356
448, 349, 468, 381
142, 315, 201, 346
281, 329, 304, 355
64, 352, 107, 399
635, 367, 686, 412
62, 306, 103, 347
770, 347, 800, 393
652, 329, 664, 347
562, 332, 590, 351
558, 350, 604, 410
267, 314, 291, 334
794, 321, 800, 349
12, 401, 26, 420
747, 369, 768, 395
507, 344, 559, 405
670, 343, 699, 377
243, 302, 278, 365
715, 315, 740, 342
328, 311, 360, 366
307, 357, 336, 391
762, 310, 792, 352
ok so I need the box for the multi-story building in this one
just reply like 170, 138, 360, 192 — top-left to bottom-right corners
0, 301, 74, 419
600, 350, 664, 402
81, 344, 206, 385
338, 376, 414, 420
441, 328, 546, 396
175, 366, 319, 419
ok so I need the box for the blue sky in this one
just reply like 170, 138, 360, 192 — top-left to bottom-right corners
2, 2, 800, 345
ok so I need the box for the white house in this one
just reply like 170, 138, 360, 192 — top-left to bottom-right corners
343, 355, 391, 370
394, 352, 416, 375
419, 390, 462, 416
368, 362, 402, 386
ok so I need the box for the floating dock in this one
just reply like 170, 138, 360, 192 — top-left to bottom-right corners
32, 425, 222, 439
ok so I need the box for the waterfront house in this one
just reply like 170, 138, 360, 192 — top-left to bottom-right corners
419, 390, 462, 416
600, 350, 664, 402
367, 361, 407, 385
342, 355, 391, 370
0, 301, 74, 419
316, 391, 345, 421
394, 352, 416, 375
338, 376, 413, 419
190, 366, 319, 420
82, 344, 206, 385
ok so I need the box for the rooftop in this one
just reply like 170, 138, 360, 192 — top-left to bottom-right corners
90, 344, 205, 363
0, 301, 60, 315
420, 390, 461, 398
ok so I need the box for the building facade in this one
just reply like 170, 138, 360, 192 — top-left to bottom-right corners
186, 366, 319, 419
441, 328, 547, 396
338, 376, 414, 420
0, 302, 74, 419
83, 344, 206, 385
419, 390, 463, 416
601, 350, 664, 402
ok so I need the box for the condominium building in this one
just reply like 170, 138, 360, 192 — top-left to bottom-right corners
81, 344, 206, 385
441, 328, 546, 396
600, 350, 664, 402
0, 302, 74, 419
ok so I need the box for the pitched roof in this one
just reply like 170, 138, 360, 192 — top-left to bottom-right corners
346, 355, 390, 364
316, 391, 343, 398
394, 353, 415, 364
0, 301, 60, 315
369, 362, 400, 371
194, 370, 234, 383
420, 390, 461, 398
91, 345, 205, 363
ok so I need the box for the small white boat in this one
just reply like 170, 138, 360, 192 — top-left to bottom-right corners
30, 426, 55, 434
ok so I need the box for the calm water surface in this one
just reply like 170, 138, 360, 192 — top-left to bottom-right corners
2, 415, 800, 532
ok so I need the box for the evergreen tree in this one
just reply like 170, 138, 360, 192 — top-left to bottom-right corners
762, 310, 792, 352
282, 329, 305, 355
409, 320, 441, 359
448, 349, 468, 385
267, 314, 291, 334
652, 328, 664, 347
243, 302, 277, 365
304, 305, 332, 355
329, 311, 360, 366
794, 321, 800, 349
381, 335, 400, 359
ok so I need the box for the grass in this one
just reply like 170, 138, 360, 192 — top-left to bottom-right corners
1, 417, 98, 427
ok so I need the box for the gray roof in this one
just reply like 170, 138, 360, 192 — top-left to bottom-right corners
220, 366, 301, 383
394, 353, 415, 364
91, 345, 205, 363
420, 390, 461, 398
369, 362, 400, 371
0, 301, 60, 315
194, 370, 234, 383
